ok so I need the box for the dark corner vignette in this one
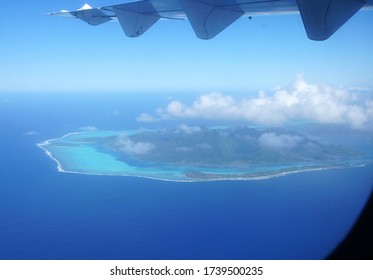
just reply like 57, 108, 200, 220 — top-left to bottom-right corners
327, 183, 373, 260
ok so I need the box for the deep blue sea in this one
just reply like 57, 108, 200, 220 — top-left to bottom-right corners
1, 93, 372, 260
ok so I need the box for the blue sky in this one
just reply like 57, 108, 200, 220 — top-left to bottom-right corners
1, 1, 373, 93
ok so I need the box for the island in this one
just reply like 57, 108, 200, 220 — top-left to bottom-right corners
38, 126, 370, 182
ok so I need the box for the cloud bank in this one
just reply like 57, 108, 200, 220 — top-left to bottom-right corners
139, 75, 373, 129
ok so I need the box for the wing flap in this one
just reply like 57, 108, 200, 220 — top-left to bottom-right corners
179, 0, 244, 39
296, 0, 365, 40
112, 1, 161, 37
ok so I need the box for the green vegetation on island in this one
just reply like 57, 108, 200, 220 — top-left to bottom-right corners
107, 126, 360, 171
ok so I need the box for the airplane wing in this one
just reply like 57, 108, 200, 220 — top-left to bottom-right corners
49, 0, 373, 40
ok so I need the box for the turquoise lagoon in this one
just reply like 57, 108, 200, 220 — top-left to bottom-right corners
38, 131, 184, 181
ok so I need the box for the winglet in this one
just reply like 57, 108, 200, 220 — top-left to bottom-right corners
179, 0, 244, 39
78, 4, 93, 10
296, 0, 365, 40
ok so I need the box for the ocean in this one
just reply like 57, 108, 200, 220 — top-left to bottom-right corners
0, 93, 372, 260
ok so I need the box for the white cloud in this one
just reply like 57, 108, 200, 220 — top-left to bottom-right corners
136, 113, 159, 123
155, 75, 373, 129
166, 93, 239, 120
177, 124, 202, 134
258, 133, 303, 150
347, 106, 368, 129
113, 134, 155, 155
367, 100, 373, 118
23, 131, 39, 136
80, 126, 98, 131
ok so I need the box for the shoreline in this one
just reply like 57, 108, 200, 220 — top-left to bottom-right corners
37, 142, 65, 173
